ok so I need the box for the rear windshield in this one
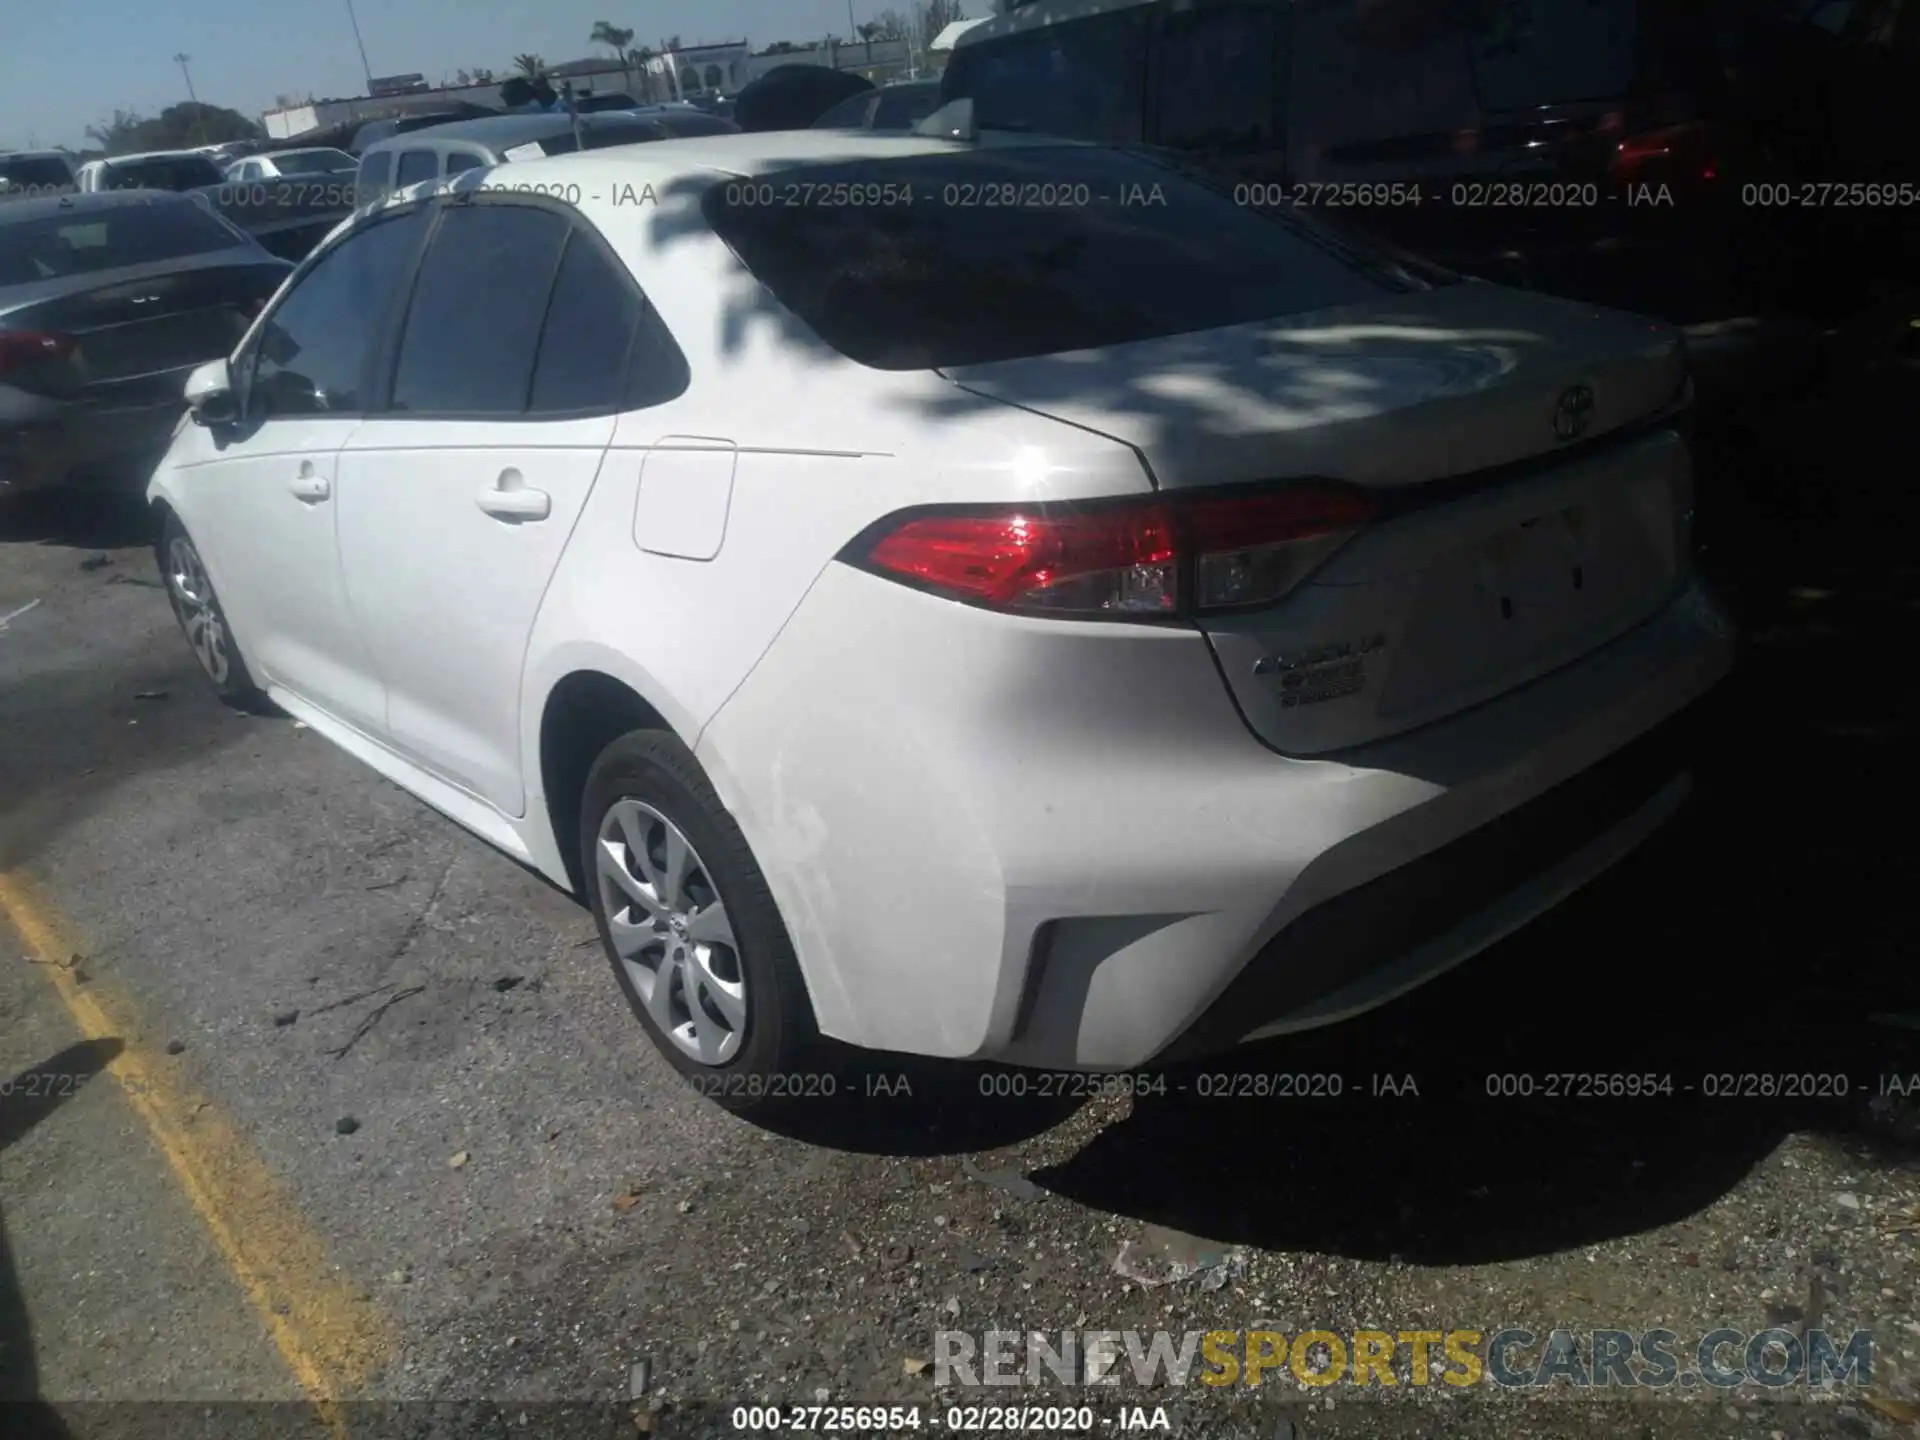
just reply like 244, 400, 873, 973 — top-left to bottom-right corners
701, 148, 1426, 370
101, 155, 225, 191
0, 202, 246, 286
0, 156, 74, 196
271, 149, 357, 174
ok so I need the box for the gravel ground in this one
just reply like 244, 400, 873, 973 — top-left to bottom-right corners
0, 357, 1915, 1440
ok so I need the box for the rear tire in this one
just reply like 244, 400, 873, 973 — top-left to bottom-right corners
158, 512, 268, 711
580, 729, 818, 1114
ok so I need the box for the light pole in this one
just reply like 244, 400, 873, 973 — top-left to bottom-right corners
342, 0, 376, 94
174, 53, 198, 103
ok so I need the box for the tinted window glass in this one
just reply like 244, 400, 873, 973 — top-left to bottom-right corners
814, 92, 876, 127
1154, 7, 1282, 150
0, 200, 245, 286
873, 85, 943, 129
251, 207, 428, 418
1467, 0, 1641, 108
355, 151, 393, 200
394, 150, 439, 188
443, 151, 484, 175
0, 156, 74, 195
273, 149, 357, 175
1287, 0, 1479, 149
102, 155, 225, 191
390, 203, 568, 414
527, 231, 642, 412
702, 148, 1418, 369
942, 8, 1150, 141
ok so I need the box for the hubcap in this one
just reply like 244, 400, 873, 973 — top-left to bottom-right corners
166, 535, 230, 686
595, 799, 745, 1066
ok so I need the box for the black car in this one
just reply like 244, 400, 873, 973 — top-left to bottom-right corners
0, 191, 291, 496
0, 151, 78, 200
939, 0, 1920, 405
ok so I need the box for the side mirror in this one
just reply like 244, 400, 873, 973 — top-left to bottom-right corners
184, 357, 238, 427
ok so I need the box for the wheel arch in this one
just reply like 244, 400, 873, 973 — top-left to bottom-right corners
535, 666, 681, 896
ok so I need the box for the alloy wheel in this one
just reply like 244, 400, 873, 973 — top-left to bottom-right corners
166, 535, 230, 686
596, 798, 746, 1066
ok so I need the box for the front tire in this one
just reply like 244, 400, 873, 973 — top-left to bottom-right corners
158, 512, 268, 711
581, 729, 817, 1113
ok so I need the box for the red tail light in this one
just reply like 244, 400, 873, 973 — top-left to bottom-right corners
853, 485, 1374, 620
0, 330, 77, 377
1611, 122, 1718, 186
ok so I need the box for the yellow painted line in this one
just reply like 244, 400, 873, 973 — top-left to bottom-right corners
0, 870, 395, 1437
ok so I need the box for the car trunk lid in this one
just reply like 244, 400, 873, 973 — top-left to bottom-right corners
939, 282, 1692, 753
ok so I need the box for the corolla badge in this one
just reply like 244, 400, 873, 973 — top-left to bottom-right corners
1553, 384, 1596, 441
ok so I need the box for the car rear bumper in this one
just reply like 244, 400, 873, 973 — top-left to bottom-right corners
0, 397, 185, 497
697, 563, 1735, 1069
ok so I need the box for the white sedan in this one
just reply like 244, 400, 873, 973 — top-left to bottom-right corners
148, 133, 1733, 1111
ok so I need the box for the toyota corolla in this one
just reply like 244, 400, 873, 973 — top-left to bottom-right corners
146, 134, 1733, 1111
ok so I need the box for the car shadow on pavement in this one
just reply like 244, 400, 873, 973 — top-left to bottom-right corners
0, 1037, 124, 1440
0, 490, 156, 553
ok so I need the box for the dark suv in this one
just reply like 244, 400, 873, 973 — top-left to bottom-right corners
940, 0, 1920, 403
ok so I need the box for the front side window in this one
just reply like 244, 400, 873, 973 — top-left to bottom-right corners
354, 151, 393, 203
942, 8, 1152, 142
248, 207, 429, 420
388, 203, 569, 414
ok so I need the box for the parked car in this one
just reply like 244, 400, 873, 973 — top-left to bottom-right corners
572, 92, 645, 113
149, 133, 1731, 1110
353, 112, 714, 207
225, 148, 358, 182
734, 65, 874, 130
938, 0, 1920, 406
812, 79, 944, 130
0, 150, 77, 200
0, 190, 290, 497
75, 150, 227, 194
347, 108, 496, 156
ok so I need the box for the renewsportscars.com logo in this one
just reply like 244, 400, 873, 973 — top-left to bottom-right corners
934, 1327, 1873, 1391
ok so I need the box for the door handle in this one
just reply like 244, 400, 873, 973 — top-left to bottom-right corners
476, 470, 550, 522
288, 463, 330, 503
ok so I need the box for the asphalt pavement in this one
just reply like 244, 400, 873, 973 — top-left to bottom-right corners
1, 365, 1917, 1440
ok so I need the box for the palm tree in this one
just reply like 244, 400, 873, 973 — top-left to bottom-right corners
513, 53, 545, 79
590, 21, 636, 92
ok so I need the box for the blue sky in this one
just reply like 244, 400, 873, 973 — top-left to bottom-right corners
6, 0, 948, 149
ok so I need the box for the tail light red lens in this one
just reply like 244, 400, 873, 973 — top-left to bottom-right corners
1611, 122, 1717, 186
0, 330, 77, 377
855, 484, 1374, 620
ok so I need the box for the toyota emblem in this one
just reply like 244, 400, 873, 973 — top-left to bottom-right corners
1553, 385, 1595, 442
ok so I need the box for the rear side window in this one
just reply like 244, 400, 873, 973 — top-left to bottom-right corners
389, 203, 569, 414
702, 148, 1417, 369
444, 152, 484, 175
1153, 6, 1285, 151
526, 232, 648, 413
942, 7, 1151, 141
394, 150, 439, 188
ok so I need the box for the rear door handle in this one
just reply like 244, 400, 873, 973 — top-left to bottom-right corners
476, 470, 550, 523
289, 463, 330, 503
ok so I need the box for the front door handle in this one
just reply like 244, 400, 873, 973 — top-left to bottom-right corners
289, 462, 330, 503
476, 469, 550, 522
